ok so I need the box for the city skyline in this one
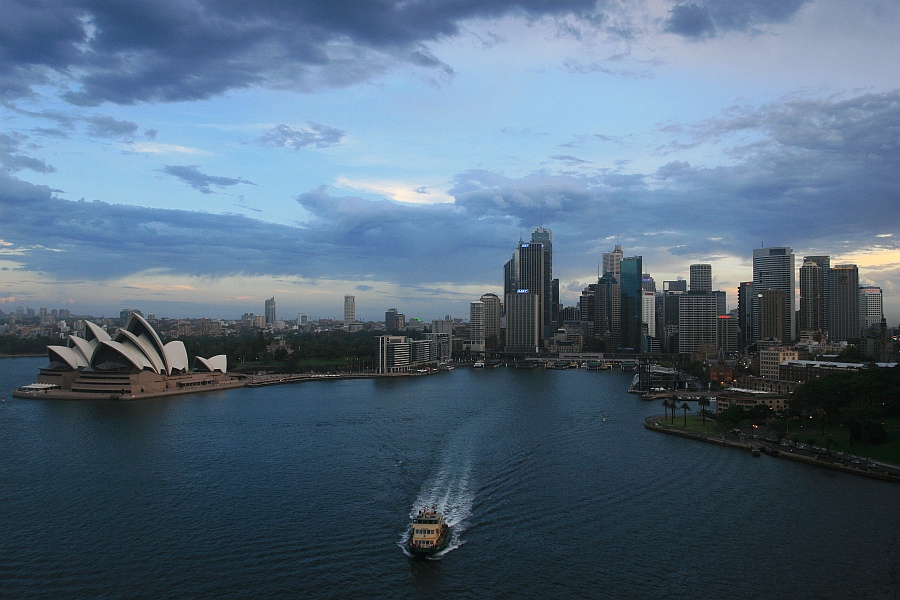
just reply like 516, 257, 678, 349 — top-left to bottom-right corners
1, 2, 899, 323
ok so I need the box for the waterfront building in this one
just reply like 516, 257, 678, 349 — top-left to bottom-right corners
480, 293, 502, 351
677, 292, 717, 353
752, 247, 795, 343
504, 232, 552, 346
344, 295, 355, 324
830, 264, 859, 341
689, 264, 712, 293
424, 333, 452, 363
530, 227, 557, 338
19, 313, 233, 399
469, 300, 485, 353
374, 335, 437, 373
264, 297, 276, 325
504, 290, 540, 354
859, 286, 883, 330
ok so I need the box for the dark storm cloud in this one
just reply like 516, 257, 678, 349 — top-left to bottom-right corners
1, 91, 898, 295
1, 0, 598, 106
257, 123, 345, 150
664, 0, 811, 39
161, 165, 255, 194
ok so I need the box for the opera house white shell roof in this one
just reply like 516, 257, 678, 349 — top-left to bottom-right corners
47, 313, 226, 374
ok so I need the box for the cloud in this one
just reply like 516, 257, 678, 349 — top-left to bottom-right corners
84, 115, 139, 138
664, 0, 812, 39
0, 133, 55, 173
161, 165, 256, 194
2, 0, 600, 106
257, 123, 345, 150
1, 90, 898, 315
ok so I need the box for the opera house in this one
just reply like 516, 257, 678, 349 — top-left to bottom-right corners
13, 313, 245, 400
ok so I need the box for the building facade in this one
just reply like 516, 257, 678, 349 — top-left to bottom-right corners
752, 247, 795, 343
343, 295, 355, 324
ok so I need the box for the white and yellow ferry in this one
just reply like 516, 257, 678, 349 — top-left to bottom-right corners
406, 505, 450, 557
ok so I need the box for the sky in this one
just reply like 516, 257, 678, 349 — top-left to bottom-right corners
1, 0, 899, 324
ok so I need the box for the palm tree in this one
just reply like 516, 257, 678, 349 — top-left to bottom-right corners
662, 399, 672, 422
697, 397, 711, 426
681, 402, 691, 427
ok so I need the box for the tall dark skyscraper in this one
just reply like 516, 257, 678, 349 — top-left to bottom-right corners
264, 296, 276, 325
830, 264, 860, 341
799, 256, 829, 338
619, 255, 643, 352
530, 227, 555, 339
503, 228, 554, 347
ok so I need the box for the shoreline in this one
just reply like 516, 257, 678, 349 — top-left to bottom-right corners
645, 416, 900, 484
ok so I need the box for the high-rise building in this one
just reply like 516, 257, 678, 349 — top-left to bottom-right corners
480, 293, 502, 351
664, 278, 687, 292
641, 290, 656, 339
530, 227, 555, 339
602, 244, 623, 279
385, 308, 405, 332
504, 290, 540, 353
689, 264, 712, 292
759, 288, 786, 342
344, 295, 356, 323
264, 297, 276, 325
504, 232, 552, 346
620, 255, 643, 352
737, 281, 756, 349
830, 264, 859, 341
800, 256, 830, 338
752, 247, 795, 343
596, 271, 621, 350
641, 273, 657, 293
678, 292, 718, 353
716, 315, 739, 354
859, 286, 883, 330
469, 300, 485, 352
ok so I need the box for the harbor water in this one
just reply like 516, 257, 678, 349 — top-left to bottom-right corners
1, 357, 898, 598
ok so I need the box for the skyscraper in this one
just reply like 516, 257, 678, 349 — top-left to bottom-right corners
678, 292, 717, 353
504, 231, 552, 347
689, 264, 712, 292
752, 247, 795, 343
504, 290, 540, 353
469, 300, 485, 352
799, 256, 829, 337
264, 296, 276, 325
385, 308, 405, 332
830, 264, 859, 341
859, 286, 883, 330
619, 255, 643, 352
344, 295, 356, 323
480, 293, 502, 351
530, 227, 555, 339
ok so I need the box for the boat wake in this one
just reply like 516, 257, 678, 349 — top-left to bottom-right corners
400, 442, 476, 558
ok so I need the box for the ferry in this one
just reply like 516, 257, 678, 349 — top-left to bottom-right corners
406, 505, 450, 557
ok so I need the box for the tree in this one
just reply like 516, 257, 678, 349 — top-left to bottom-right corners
681, 402, 691, 427
697, 397, 711, 426
662, 399, 672, 421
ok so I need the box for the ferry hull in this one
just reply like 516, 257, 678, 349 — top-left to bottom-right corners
406, 527, 450, 557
